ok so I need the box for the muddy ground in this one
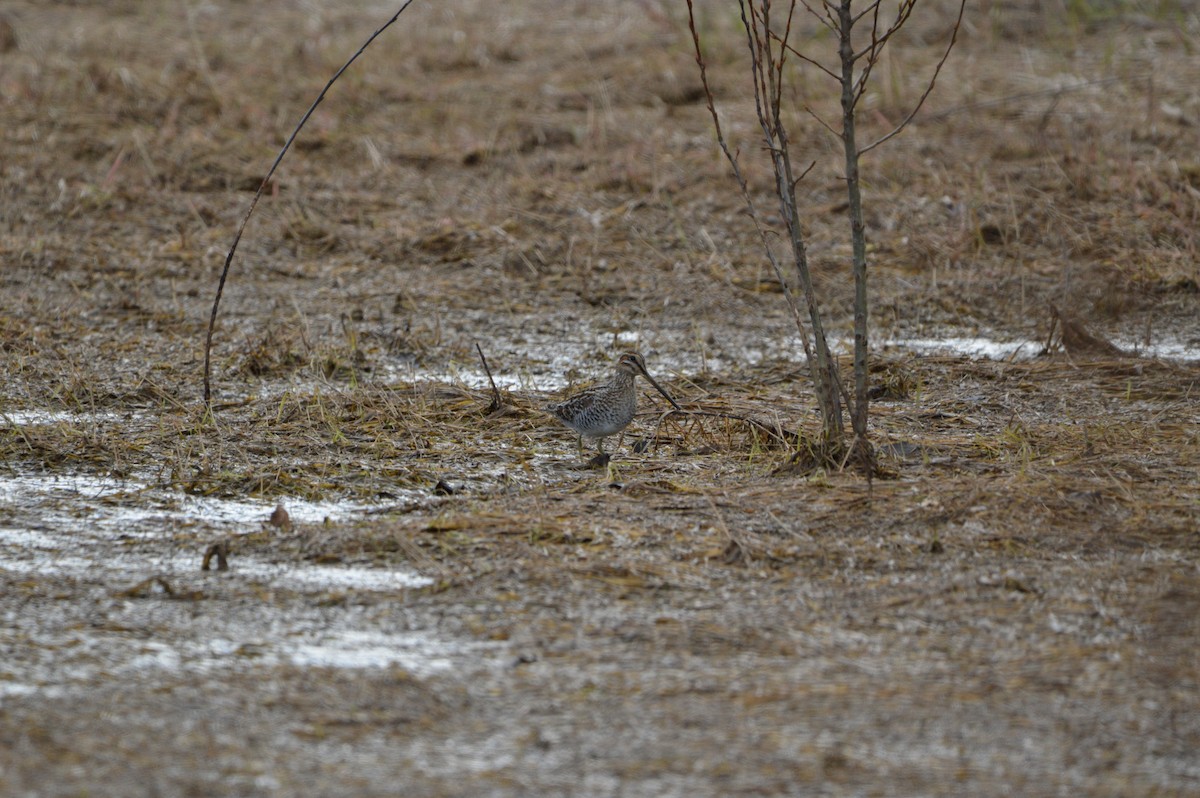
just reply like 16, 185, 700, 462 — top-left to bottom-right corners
1, 1, 1198, 796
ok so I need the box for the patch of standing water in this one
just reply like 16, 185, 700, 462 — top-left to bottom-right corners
0, 472, 429, 583
109, 627, 485, 678
387, 329, 1198, 396
0, 472, 356, 535
284, 630, 485, 672
881, 336, 1044, 361
377, 328, 661, 393
0, 409, 139, 427
881, 335, 1200, 361
0, 531, 431, 589
0, 469, 468, 695
381, 346, 583, 393
2, 604, 490, 699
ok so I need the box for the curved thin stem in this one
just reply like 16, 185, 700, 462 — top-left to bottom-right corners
203, 1, 417, 407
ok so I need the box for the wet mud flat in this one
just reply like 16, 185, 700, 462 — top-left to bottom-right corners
3, 0, 1200, 795
3, 351, 1198, 797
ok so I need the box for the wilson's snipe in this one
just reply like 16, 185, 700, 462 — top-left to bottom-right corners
547, 351, 681, 459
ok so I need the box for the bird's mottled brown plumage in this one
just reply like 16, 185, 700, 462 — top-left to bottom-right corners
546, 352, 680, 456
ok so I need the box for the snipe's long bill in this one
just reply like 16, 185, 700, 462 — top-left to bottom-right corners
546, 351, 680, 457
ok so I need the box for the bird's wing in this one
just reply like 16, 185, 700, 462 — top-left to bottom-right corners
549, 388, 598, 418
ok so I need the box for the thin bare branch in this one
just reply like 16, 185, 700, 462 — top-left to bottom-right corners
781, 3, 798, 64
746, 3, 772, 124
849, 0, 919, 108
692, 0, 847, 445
861, 0, 965, 155
851, 0, 883, 25
750, 1, 784, 128
776, 36, 841, 81
854, 60, 875, 104
852, 0, 916, 63
804, 105, 840, 138
203, 0, 417, 407
853, 0, 919, 103
741, 2, 775, 152
790, 159, 818, 192
850, 4, 881, 101
775, 0, 798, 121
821, 1, 838, 31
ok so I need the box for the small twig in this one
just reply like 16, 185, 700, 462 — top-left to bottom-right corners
790, 158, 817, 192
659, 407, 798, 448
777, 38, 840, 82
838, 435, 858, 471
851, 0, 885, 25
1045, 305, 1061, 354
475, 342, 503, 412
201, 541, 229, 571
704, 491, 750, 565
203, 1, 417, 408
804, 105, 841, 139
852, 0, 916, 64
115, 576, 176, 598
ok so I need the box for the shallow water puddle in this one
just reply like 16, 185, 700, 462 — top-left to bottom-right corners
0, 471, 430, 588
0, 409, 139, 426
0, 529, 431, 590
1, 612, 487, 700
882, 335, 1200, 361
408, 333, 1200, 394
236, 560, 433, 590
0, 469, 470, 697
108, 626, 478, 679
379, 328, 669, 392
0, 472, 356, 539
284, 629, 483, 671
882, 336, 1044, 360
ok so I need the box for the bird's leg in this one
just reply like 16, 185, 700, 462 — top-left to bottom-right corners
587, 436, 611, 470
604, 457, 617, 482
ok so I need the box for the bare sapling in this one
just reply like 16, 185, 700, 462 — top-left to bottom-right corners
687, 0, 965, 474
687, 0, 844, 455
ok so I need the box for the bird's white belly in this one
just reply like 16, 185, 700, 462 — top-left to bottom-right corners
582, 412, 634, 437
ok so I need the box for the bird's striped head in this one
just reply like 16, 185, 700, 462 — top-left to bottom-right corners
616, 351, 681, 410
616, 352, 648, 377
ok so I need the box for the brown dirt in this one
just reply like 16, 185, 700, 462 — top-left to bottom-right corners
1, 1, 1198, 796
